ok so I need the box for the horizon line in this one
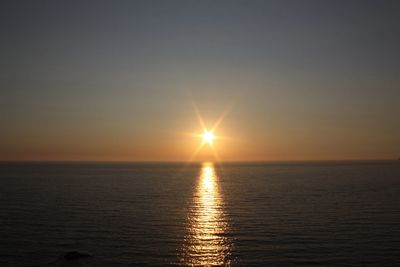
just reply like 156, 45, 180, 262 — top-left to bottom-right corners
0, 158, 398, 164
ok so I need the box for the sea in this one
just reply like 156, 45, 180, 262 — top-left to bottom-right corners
0, 161, 399, 266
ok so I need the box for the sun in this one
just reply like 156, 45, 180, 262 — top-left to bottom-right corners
202, 131, 214, 145
186, 102, 233, 162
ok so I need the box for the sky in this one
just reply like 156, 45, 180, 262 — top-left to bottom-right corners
1, 0, 400, 161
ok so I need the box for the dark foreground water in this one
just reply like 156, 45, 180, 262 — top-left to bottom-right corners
0, 161, 399, 266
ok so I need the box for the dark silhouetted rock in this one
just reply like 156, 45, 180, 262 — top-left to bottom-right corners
63, 251, 92, 260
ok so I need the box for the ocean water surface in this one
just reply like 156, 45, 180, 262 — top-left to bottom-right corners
0, 161, 399, 266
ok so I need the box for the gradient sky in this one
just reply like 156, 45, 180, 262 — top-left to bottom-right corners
1, 0, 399, 161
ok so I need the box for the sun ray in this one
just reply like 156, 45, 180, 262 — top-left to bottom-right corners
186, 101, 234, 163
192, 101, 207, 132
209, 144, 221, 163
187, 141, 206, 163
210, 100, 235, 132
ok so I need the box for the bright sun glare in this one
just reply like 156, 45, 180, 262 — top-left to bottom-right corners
202, 131, 214, 144
187, 102, 233, 162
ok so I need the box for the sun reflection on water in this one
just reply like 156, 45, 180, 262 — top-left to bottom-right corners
181, 162, 233, 266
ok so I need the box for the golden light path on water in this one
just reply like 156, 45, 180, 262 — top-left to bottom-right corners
181, 162, 233, 266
